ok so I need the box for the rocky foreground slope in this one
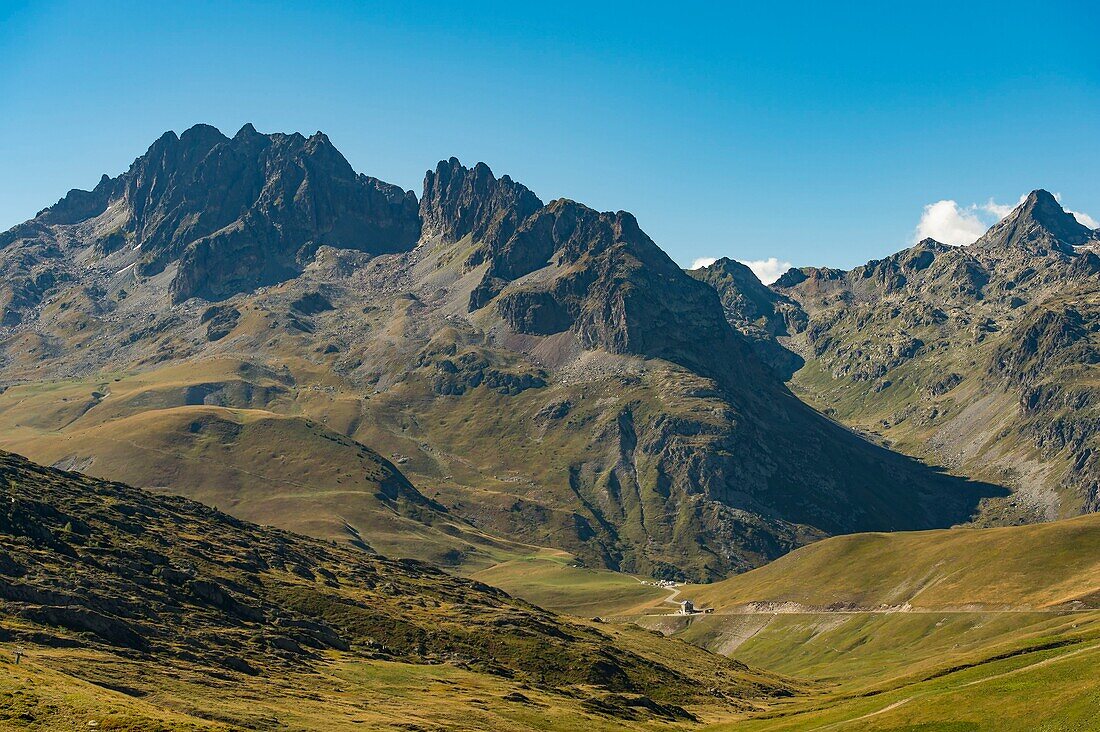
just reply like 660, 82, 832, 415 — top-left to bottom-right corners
703, 190, 1100, 524
0, 450, 795, 728
0, 124, 1001, 581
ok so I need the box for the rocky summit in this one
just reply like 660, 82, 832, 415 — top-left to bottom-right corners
0, 124, 999, 582
2, 124, 421, 312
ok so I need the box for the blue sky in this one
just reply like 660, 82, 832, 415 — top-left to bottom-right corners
1, 1, 1098, 278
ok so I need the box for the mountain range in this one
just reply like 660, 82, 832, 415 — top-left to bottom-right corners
0, 124, 1003, 581
698, 189, 1100, 525
1, 123, 1099, 730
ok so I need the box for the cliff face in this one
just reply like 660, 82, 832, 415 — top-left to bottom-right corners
419, 157, 543, 265
472, 199, 741, 372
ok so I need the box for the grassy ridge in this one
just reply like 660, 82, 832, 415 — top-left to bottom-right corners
621, 516, 1100, 729
0, 365, 539, 570
685, 514, 1100, 612
705, 612, 1100, 731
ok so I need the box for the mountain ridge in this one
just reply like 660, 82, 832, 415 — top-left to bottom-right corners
705, 189, 1100, 523
0, 124, 1004, 581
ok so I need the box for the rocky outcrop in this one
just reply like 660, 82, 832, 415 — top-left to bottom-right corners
471, 200, 743, 375
419, 158, 543, 263
688, 258, 805, 378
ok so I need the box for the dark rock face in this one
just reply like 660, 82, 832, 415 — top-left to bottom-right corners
471, 199, 743, 373
200, 304, 241, 341
290, 292, 335, 316
22, 124, 422, 304
163, 127, 421, 301
419, 158, 543, 263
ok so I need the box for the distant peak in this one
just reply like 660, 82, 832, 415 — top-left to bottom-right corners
914, 237, 945, 248
234, 122, 260, 139
1024, 189, 1058, 205
179, 123, 227, 147
181, 122, 222, 136
976, 187, 1095, 254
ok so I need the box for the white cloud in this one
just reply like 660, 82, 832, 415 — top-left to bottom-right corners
737, 257, 793, 285
981, 195, 1025, 220
913, 200, 988, 246
1070, 210, 1100, 229
1053, 194, 1100, 229
690, 257, 718, 270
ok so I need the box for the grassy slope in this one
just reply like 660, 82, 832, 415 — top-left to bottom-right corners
0, 450, 797, 730
2, 645, 792, 731
0, 362, 537, 570
0, 357, 686, 614
473, 553, 671, 617
625, 516, 1100, 729
707, 612, 1100, 731
685, 514, 1100, 611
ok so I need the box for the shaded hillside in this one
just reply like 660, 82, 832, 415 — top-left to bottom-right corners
0, 124, 1004, 581
0, 450, 794, 728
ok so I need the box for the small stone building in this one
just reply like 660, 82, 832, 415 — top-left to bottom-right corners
678, 599, 695, 615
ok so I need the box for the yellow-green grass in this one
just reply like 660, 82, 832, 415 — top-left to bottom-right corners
622, 516, 1100, 728
0, 619, 803, 731
683, 514, 1100, 612
473, 552, 671, 616
642, 610, 1092, 690
0, 395, 533, 571
705, 612, 1100, 731
0, 645, 697, 731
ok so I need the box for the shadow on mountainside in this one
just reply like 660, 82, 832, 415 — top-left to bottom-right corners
777, 394, 1012, 532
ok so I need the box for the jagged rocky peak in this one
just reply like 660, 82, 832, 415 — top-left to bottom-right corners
694, 256, 757, 279
469, 197, 750, 377
419, 157, 543, 258
975, 189, 1098, 255
772, 266, 845, 289
27, 123, 423, 302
